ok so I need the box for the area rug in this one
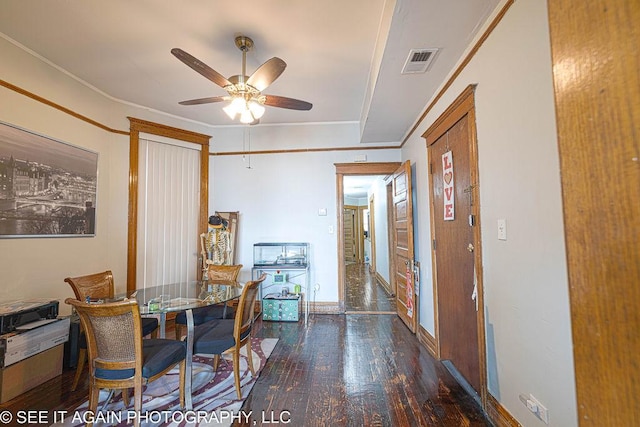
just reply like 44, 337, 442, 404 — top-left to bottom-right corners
56, 337, 278, 427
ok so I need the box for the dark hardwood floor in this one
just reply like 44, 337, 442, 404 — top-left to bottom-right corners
244, 315, 490, 426
344, 262, 396, 313
0, 266, 490, 426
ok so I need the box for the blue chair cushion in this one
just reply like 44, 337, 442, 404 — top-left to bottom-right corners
80, 318, 158, 350
174, 304, 235, 326
192, 319, 251, 356
141, 317, 159, 336
94, 338, 186, 380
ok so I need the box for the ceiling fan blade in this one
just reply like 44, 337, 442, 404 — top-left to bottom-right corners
178, 96, 227, 106
246, 57, 287, 91
171, 48, 232, 88
263, 94, 313, 111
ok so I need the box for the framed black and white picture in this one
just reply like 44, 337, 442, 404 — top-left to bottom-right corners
0, 121, 98, 238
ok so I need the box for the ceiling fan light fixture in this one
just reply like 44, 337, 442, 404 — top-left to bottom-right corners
240, 108, 255, 124
248, 100, 265, 119
223, 97, 246, 120
173, 36, 312, 124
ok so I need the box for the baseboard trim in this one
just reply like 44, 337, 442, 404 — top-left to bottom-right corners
418, 325, 438, 357
375, 272, 393, 296
344, 310, 396, 315
486, 393, 521, 427
309, 302, 341, 314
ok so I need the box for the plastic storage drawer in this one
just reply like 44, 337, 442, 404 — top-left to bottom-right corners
262, 294, 300, 322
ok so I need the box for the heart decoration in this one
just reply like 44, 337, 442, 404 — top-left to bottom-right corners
444, 172, 453, 185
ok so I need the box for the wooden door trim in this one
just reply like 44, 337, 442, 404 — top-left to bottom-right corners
423, 85, 487, 407
127, 117, 210, 293
336, 162, 401, 312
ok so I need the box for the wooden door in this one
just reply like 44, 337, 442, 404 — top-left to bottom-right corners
392, 161, 417, 333
344, 207, 357, 263
427, 96, 481, 393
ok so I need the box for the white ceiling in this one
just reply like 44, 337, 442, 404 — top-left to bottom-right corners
344, 176, 381, 199
0, 0, 500, 144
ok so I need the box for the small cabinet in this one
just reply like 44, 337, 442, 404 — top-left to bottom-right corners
262, 294, 301, 322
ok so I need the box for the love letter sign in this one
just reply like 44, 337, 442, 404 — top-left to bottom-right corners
442, 151, 454, 221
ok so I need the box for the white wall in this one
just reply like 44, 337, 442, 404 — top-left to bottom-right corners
370, 177, 390, 284
0, 37, 131, 314
402, 0, 576, 425
209, 125, 400, 302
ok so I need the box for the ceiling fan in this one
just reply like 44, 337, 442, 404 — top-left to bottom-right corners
171, 36, 312, 124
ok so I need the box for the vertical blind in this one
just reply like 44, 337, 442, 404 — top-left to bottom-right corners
137, 137, 200, 289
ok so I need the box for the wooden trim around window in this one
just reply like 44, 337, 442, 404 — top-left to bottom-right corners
127, 117, 211, 293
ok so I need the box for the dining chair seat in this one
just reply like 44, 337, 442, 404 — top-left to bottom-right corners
95, 338, 186, 380
192, 319, 248, 355
189, 274, 266, 399
175, 263, 243, 340
174, 305, 235, 336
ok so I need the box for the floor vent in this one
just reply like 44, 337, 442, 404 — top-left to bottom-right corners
401, 48, 439, 74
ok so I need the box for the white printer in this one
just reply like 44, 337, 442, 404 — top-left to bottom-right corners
0, 299, 69, 367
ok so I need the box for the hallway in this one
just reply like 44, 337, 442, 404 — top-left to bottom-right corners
344, 262, 396, 313
246, 314, 490, 426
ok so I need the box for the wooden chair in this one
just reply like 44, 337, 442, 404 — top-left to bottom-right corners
174, 264, 243, 340
66, 298, 185, 427
64, 271, 159, 391
191, 273, 266, 399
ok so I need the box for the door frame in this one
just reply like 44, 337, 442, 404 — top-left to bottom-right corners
336, 162, 401, 312
423, 85, 487, 405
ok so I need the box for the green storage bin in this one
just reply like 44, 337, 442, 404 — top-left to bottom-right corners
262, 294, 300, 322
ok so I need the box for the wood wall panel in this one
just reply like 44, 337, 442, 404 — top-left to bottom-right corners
548, 1, 640, 425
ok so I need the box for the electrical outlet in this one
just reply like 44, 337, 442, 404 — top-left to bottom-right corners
497, 218, 507, 240
521, 393, 549, 424
529, 395, 549, 424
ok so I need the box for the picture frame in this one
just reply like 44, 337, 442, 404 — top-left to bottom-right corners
215, 211, 239, 264
0, 121, 98, 238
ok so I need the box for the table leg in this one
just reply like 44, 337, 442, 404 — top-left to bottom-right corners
185, 309, 194, 410
222, 302, 228, 318
159, 312, 167, 338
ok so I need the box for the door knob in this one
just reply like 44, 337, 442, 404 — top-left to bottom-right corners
467, 243, 474, 252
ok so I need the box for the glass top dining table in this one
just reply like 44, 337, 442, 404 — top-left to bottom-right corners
131, 279, 243, 410
135, 279, 242, 337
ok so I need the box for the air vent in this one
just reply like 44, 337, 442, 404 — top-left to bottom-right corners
401, 48, 439, 74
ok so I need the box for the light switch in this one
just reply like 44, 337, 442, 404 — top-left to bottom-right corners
328, 225, 334, 234
318, 208, 327, 216
497, 219, 507, 240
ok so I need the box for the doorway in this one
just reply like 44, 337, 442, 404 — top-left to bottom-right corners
336, 162, 406, 316
343, 180, 394, 313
